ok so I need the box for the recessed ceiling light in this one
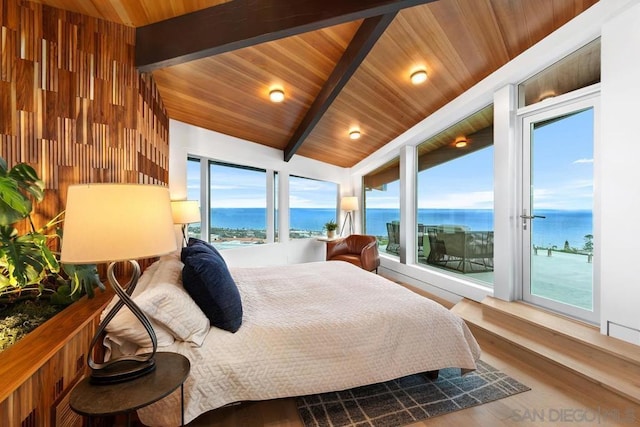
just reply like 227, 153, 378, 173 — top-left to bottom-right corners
410, 69, 428, 85
269, 88, 285, 103
538, 91, 556, 102
454, 138, 468, 148
349, 129, 361, 140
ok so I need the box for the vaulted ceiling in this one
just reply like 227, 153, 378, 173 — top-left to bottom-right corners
33, 0, 599, 168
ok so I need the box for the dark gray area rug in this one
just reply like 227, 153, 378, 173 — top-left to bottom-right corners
295, 360, 530, 427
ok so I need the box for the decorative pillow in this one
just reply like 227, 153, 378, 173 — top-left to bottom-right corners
136, 280, 210, 346
134, 254, 210, 345
105, 308, 175, 349
154, 250, 184, 285
159, 249, 182, 263
182, 237, 227, 265
182, 250, 243, 333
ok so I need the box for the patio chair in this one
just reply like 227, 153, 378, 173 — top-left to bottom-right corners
385, 221, 400, 254
424, 226, 493, 273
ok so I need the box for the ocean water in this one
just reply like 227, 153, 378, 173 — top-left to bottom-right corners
366, 208, 593, 250
211, 208, 593, 250
211, 208, 337, 231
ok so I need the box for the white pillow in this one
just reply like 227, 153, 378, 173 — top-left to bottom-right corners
135, 253, 210, 346
106, 253, 210, 347
105, 308, 175, 348
154, 250, 183, 285
137, 280, 210, 346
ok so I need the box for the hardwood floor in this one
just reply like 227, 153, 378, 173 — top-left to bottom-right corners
187, 323, 640, 427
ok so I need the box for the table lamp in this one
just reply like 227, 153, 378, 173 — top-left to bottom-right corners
171, 200, 201, 246
60, 183, 177, 384
340, 196, 359, 236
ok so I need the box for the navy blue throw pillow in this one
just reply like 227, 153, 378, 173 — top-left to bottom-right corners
181, 248, 243, 333
182, 237, 226, 265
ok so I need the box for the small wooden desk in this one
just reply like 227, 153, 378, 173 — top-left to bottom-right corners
70, 352, 190, 426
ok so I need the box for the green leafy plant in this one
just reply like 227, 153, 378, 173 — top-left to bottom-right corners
324, 219, 338, 232
0, 157, 103, 304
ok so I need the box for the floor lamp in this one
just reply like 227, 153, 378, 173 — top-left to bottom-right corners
60, 184, 177, 384
171, 200, 201, 246
340, 196, 359, 236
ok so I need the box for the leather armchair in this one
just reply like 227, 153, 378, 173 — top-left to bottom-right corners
326, 234, 380, 273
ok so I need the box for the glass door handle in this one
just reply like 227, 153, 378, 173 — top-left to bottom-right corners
520, 214, 546, 229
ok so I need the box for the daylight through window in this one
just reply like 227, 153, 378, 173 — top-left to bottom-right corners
289, 175, 338, 239
363, 157, 401, 258
416, 106, 495, 286
209, 161, 268, 249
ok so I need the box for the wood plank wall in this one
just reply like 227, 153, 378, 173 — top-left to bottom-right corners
0, 0, 169, 231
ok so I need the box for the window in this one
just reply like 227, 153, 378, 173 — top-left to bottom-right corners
416, 106, 494, 286
209, 161, 267, 249
363, 158, 400, 257
518, 38, 600, 107
289, 175, 337, 239
186, 157, 202, 240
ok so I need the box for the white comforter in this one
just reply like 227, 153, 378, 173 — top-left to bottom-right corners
137, 261, 481, 426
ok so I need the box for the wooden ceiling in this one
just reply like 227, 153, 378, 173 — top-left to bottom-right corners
33, 0, 599, 168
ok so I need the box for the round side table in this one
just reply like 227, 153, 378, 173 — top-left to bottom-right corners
70, 352, 190, 426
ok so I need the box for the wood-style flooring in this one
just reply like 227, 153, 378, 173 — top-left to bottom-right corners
188, 317, 640, 427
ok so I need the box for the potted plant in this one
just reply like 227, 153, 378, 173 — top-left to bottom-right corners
324, 219, 338, 239
0, 157, 103, 351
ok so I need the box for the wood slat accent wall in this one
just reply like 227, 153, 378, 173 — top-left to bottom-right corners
0, 0, 169, 232
0, 5, 168, 423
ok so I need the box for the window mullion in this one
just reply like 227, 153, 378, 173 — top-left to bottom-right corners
400, 145, 417, 265
266, 170, 275, 243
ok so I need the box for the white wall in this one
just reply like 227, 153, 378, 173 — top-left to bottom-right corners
169, 120, 350, 267
599, 1, 640, 343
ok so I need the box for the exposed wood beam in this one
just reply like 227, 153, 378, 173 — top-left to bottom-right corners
135, 0, 437, 72
283, 13, 396, 162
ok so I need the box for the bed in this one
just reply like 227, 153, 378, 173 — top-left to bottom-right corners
103, 247, 481, 426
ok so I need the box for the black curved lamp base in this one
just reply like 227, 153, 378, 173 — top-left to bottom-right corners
90, 357, 156, 384
87, 261, 158, 385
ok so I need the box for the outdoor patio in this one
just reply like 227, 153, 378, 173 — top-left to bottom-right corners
421, 249, 593, 310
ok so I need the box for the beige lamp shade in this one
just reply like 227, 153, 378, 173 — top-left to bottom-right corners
171, 200, 201, 224
60, 184, 177, 264
340, 196, 359, 211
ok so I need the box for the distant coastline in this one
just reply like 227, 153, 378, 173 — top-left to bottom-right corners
205, 207, 593, 250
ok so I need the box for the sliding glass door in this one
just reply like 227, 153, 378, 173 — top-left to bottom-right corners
521, 98, 598, 323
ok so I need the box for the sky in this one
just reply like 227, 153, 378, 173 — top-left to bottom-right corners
367, 107, 594, 211
187, 108, 594, 211
530, 108, 594, 210
187, 162, 338, 208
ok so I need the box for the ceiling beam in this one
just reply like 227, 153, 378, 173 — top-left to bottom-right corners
283, 13, 396, 162
135, 0, 437, 72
